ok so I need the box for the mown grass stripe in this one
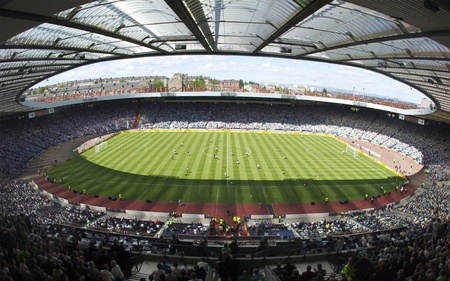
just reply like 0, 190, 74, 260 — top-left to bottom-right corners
48, 131, 403, 204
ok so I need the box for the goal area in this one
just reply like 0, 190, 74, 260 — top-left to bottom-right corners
95, 142, 108, 153
345, 145, 359, 157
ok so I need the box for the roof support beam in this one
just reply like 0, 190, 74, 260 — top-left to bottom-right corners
0, 63, 74, 73
0, 69, 59, 79
0, 44, 123, 57
184, 0, 217, 51
0, 9, 169, 54
0, 57, 92, 63
395, 75, 450, 85
164, 0, 213, 53
387, 68, 450, 76
0, 70, 55, 81
302, 29, 450, 57
252, 0, 332, 54
339, 56, 450, 62
388, 73, 450, 85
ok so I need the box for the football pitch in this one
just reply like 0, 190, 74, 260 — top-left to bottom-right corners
48, 131, 403, 205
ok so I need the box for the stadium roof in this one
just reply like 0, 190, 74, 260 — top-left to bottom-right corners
1, 0, 450, 123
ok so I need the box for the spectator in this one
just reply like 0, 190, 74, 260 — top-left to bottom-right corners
237, 270, 251, 281
165, 269, 177, 281
283, 262, 297, 275
311, 273, 324, 281
87, 261, 101, 281
52, 263, 66, 281
272, 262, 283, 279
110, 260, 124, 281
328, 272, 337, 281
150, 264, 166, 281
340, 258, 355, 281
302, 265, 315, 281
290, 269, 302, 281
181, 262, 192, 273
314, 264, 326, 277
393, 269, 406, 281
100, 264, 114, 281
196, 258, 208, 271
192, 265, 206, 281
171, 262, 182, 278
252, 268, 265, 281
160, 259, 171, 273
279, 270, 290, 281
188, 272, 202, 281
178, 270, 189, 281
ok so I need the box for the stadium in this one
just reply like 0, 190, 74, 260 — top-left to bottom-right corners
1, 1, 450, 281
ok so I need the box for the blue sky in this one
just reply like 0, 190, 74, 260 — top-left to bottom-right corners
37, 55, 427, 104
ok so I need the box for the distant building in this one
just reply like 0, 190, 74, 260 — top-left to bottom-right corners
140, 76, 169, 92
205, 80, 220, 91
221, 79, 239, 92
289, 84, 307, 94
168, 73, 186, 91
244, 84, 255, 92
186, 75, 211, 91
264, 83, 278, 92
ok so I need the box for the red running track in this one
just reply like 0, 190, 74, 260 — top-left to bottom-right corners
34, 136, 425, 221
35, 172, 421, 220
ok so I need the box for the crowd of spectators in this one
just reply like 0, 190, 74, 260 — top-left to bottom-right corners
1, 178, 447, 243
1, 99, 449, 280
0, 179, 106, 228
0, 178, 218, 281
148, 259, 210, 281
90, 217, 165, 237
0, 103, 134, 175
271, 261, 330, 281
0, 214, 139, 281
0, 177, 450, 239
0, 178, 449, 280
43, 206, 105, 228
247, 221, 292, 238
290, 185, 449, 242
164, 222, 209, 237
0, 179, 57, 223
326, 218, 450, 281
395, 185, 450, 221
290, 219, 364, 240
1, 102, 448, 181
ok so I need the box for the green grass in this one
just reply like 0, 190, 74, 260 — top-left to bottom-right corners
48, 131, 404, 204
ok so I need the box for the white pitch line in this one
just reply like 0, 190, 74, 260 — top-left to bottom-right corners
116, 145, 147, 167
183, 183, 194, 210
261, 185, 270, 205
226, 133, 229, 187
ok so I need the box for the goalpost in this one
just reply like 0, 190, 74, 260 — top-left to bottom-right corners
95, 142, 108, 153
345, 145, 359, 157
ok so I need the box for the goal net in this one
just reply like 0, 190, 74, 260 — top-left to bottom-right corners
345, 145, 359, 157
95, 142, 108, 153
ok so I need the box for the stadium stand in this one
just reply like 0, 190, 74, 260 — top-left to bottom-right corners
1, 102, 449, 181
0, 102, 449, 281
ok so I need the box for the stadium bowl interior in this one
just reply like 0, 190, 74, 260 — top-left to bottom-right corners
0, 1, 449, 280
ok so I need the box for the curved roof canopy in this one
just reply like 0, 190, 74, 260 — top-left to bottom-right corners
1, 0, 450, 122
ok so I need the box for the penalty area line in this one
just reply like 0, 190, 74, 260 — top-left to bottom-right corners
115, 144, 148, 168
